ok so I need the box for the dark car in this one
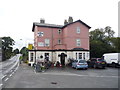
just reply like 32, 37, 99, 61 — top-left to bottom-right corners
87, 58, 107, 69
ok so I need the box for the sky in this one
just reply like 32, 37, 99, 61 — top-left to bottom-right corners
0, 0, 119, 50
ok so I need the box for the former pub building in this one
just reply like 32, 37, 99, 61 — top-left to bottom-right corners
28, 17, 91, 66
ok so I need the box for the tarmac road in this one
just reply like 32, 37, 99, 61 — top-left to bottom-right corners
2, 63, 119, 88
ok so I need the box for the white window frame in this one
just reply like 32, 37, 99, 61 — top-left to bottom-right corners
58, 29, 62, 34
78, 53, 82, 59
38, 42, 44, 47
45, 39, 50, 46
76, 27, 80, 33
38, 32, 44, 37
30, 53, 34, 62
76, 39, 81, 46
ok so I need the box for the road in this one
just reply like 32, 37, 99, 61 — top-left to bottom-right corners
0, 54, 21, 89
1, 62, 119, 89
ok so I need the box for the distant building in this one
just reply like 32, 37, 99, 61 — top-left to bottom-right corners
28, 17, 91, 66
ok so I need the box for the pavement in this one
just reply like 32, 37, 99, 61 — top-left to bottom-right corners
2, 62, 119, 88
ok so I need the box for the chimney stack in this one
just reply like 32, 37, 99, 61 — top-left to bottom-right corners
64, 19, 68, 25
68, 16, 73, 23
40, 18, 45, 23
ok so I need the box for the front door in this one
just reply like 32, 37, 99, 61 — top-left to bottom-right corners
58, 53, 67, 66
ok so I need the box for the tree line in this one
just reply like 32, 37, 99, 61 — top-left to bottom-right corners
1, 37, 28, 62
90, 26, 120, 58
1, 26, 119, 61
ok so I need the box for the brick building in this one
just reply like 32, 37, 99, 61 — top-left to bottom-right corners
28, 17, 91, 66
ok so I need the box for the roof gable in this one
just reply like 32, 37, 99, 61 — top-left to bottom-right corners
62, 20, 91, 29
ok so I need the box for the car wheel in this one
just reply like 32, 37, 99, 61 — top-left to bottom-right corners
85, 68, 88, 70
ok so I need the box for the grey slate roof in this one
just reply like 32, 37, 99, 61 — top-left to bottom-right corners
32, 19, 91, 32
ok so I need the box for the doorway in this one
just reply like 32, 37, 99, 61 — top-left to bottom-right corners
58, 53, 67, 66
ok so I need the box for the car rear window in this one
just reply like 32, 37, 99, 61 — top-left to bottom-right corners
79, 60, 86, 63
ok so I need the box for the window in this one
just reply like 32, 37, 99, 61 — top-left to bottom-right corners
76, 39, 81, 46
79, 53, 82, 59
30, 53, 33, 62
76, 27, 80, 33
45, 39, 50, 46
38, 32, 44, 36
58, 29, 62, 34
76, 53, 77, 59
83, 53, 85, 59
38, 42, 44, 47
58, 39, 61, 44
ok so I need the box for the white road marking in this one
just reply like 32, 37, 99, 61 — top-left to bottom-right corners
9, 74, 13, 77
4, 78, 9, 81
11, 71, 14, 75
42, 72, 118, 78
0, 84, 3, 87
1, 75, 7, 79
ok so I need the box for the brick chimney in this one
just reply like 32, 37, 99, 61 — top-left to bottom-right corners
40, 18, 45, 23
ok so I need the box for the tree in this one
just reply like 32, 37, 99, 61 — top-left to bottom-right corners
89, 26, 116, 58
2, 37, 15, 61
13, 48, 19, 55
20, 47, 28, 62
109, 37, 120, 53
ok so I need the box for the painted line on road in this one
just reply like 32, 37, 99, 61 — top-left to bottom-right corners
0, 84, 3, 87
41, 73, 118, 78
9, 74, 13, 77
1, 75, 7, 79
4, 78, 9, 82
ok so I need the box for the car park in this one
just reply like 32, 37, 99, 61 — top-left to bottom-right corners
87, 58, 107, 69
72, 59, 88, 70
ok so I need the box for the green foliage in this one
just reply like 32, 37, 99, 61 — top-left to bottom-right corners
90, 26, 117, 58
13, 48, 19, 55
2, 37, 15, 61
20, 47, 28, 63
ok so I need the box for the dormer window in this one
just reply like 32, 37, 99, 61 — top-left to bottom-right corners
58, 29, 62, 34
76, 27, 80, 33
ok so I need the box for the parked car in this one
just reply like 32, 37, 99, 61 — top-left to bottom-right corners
72, 59, 88, 70
87, 58, 107, 69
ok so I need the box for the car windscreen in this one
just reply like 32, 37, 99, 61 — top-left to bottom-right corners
79, 60, 86, 63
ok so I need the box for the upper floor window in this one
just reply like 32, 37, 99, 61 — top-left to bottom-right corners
58, 39, 61, 44
38, 32, 44, 37
45, 39, 50, 46
76, 27, 80, 33
76, 39, 81, 46
38, 42, 44, 47
58, 29, 62, 34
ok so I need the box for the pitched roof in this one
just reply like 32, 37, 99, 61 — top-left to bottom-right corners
32, 22, 63, 32
62, 19, 91, 29
32, 19, 91, 32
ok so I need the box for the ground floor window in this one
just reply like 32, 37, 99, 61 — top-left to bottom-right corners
30, 53, 33, 62
78, 53, 82, 59
83, 53, 85, 59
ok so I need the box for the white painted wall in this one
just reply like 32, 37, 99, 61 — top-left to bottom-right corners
28, 51, 90, 66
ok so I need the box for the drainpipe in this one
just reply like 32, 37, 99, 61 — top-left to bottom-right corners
52, 29, 53, 62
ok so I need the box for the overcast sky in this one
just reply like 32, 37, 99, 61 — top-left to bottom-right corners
0, 0, 119, 50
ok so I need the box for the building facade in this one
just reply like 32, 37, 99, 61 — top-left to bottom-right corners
29, 17, 91, 66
